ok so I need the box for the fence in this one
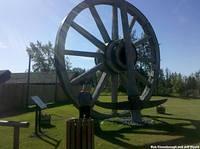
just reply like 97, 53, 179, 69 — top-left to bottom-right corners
0, 72, 72, 113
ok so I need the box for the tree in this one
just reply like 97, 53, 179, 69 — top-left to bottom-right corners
26, 41, 71, 72
164, 68, 173, 95
194, 71, 200, 95
169, 72, 184, 95
71, 67, 85, 78
154, 68, 168, 96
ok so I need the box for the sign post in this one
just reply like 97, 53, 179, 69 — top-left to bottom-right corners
31, 96, 47, 135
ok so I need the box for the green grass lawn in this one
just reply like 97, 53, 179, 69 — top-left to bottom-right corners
0, 96, 200, 149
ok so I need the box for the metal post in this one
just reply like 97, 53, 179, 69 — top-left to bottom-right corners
26, 54, 31, 108
54, 72, 58, 102
39, 109, 42, 133
35, 107, 39, 135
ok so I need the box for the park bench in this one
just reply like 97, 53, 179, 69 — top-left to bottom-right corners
0, 120, 29, 149
0, 70, 29, 149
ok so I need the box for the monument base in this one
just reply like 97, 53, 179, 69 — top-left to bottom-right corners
104, 110, 155, 126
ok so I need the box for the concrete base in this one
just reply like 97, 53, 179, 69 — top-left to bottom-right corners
104, 110, 154, 126
130, 110, 154, 125
130, 110, 142, 123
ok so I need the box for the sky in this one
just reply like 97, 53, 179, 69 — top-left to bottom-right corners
0, 0, 199, 76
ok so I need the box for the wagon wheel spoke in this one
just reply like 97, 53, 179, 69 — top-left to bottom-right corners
137, 56, 154, 63
129, 16, 137, 33
71, 21, 106, 51
135, 71, 149, 84
64, 49, 103, 58
87, 1, 111, 43
92, 72, 109, 104
112, 4, 119, 40
134, 35, 151, 47
111, 74, 118, 113
120, 0, 138, 96
120, 71, 150, 88
120, 73, 127, 90
70, 63, 104, 85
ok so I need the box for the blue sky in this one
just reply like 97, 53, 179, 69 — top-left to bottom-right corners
0, 0, 199, 75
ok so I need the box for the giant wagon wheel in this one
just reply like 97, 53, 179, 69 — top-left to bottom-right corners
55, 0, 160, 111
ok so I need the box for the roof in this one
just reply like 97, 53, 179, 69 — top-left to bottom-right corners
5, 72, 74, 84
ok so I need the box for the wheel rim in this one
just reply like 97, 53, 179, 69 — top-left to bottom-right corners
54, 0, 160, 108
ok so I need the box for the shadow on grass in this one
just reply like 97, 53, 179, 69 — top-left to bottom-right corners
41, 124, 56, 129
37, 133, 61, 149
95, 115, 200, 148
160, 112, 173, 116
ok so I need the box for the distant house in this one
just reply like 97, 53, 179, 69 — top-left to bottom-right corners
0, 72, 74, 113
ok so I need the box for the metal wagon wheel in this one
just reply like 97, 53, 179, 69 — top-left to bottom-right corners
54, 0, 160, 111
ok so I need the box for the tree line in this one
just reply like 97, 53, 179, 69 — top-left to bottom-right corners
154, 68, 200, 97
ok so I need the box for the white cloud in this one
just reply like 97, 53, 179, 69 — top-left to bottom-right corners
0, 42, 8, 49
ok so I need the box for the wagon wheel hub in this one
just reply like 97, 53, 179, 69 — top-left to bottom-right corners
102, 40, 137, 73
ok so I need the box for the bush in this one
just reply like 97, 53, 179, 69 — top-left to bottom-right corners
156, 105, 166, 114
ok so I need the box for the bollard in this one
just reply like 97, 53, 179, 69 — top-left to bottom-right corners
66, 118, 94, 149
